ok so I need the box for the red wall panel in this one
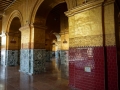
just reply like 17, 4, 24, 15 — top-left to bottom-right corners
69, 47, 105, 90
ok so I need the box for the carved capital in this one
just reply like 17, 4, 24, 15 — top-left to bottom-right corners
19, 24, 30, 32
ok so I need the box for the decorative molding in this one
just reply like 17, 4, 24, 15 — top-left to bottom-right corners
69, 33, 116, 47
69, 35, 103, 47
65, 0, 104, 17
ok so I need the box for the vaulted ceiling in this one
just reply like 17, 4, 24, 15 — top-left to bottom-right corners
0, 0, 15, 19
0, 0, 120, 19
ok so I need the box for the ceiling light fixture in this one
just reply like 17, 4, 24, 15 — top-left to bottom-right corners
10, 37, 16, 43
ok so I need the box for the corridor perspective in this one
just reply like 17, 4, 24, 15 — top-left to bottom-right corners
0, 0, 120, 90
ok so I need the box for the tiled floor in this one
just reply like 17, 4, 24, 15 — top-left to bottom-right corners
0, 65, 70, 90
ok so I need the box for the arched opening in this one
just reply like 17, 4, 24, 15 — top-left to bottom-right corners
34, 0, 69, 78
7, 17, 21, 66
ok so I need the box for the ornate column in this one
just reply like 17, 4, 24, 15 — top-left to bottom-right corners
65, 0, 106, 89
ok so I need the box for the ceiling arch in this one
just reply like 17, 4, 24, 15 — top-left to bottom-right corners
30, 0, 68, 26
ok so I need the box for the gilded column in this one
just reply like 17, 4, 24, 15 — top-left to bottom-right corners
65, 0, 105, 89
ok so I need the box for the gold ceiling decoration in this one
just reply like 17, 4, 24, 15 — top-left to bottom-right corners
0, 0, 15, 19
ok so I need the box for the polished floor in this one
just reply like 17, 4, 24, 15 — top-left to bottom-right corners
0, 65, 70, 90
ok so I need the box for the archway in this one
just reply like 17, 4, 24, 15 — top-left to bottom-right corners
33, 0, 69, 78
6, 17, 21, 66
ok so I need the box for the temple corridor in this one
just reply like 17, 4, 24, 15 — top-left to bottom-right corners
0, 0, 120, 90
